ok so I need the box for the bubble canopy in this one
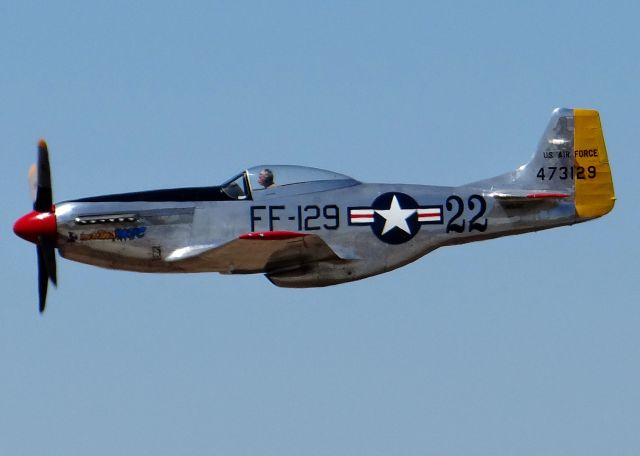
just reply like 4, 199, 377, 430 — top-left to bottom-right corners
221, 165, 359, 200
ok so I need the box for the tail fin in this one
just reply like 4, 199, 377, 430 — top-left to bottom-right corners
483, 108, 615, 220
573, 109, 615, 219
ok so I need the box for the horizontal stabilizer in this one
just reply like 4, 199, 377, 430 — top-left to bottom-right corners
490, 191, 570, 203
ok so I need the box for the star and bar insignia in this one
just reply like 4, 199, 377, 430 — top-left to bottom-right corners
348, 192, 443, 244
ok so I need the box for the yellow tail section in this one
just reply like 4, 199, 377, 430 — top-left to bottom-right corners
574, 109, 615, 219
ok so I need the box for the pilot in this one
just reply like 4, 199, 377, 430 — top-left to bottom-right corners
258, 168, 276, 189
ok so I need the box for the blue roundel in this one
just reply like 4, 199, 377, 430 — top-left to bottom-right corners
370, 192, 420, 244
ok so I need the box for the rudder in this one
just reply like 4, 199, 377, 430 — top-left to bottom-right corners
573, 109, 615, 219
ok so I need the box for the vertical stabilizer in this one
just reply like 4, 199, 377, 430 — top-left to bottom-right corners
475, 108, 615, 220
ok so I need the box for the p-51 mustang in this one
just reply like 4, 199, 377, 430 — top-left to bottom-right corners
14, 108, 615, 312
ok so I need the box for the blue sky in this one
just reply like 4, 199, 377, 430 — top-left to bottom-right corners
1, 1, 639, 455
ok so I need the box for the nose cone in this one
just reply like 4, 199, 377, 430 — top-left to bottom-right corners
13, 209, 58, 244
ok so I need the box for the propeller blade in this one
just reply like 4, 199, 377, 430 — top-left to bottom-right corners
17, 139, 59, 313
40, 236, 58, 287
36, 237, 57, 313
28, 163, 37, 202
34, 140, 53, 212
36, 244, 48, 313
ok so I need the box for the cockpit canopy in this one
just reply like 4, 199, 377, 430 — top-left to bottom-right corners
221, 165, 359, 200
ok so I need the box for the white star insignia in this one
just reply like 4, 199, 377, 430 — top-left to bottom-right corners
375, 195, 416, 235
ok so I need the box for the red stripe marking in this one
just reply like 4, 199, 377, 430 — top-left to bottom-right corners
526, 193, 570, 199
350, 214, 374, 219
239, 231, 308, 240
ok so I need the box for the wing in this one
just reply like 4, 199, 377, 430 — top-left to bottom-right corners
165, 231, 343, 274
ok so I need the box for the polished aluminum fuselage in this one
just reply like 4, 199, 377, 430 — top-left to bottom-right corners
54, 179, 577, 286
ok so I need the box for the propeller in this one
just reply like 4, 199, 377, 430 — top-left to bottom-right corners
14, 140, 58, 313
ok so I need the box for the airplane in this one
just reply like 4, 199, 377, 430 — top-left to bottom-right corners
14, 108, 615, 313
